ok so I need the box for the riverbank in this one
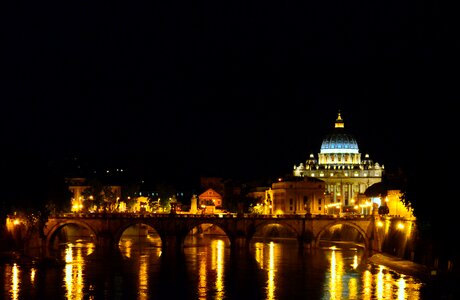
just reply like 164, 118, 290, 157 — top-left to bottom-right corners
368, 253, 431, 281
369, 253, 460, 299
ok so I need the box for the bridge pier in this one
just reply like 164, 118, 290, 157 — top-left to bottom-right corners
368, 216, 385, 255
161, 234, 185, 253
230, 236, 250, 253
96, 231, 118, 254
297, 237, 314, 251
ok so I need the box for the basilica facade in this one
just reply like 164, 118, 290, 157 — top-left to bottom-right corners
293, 112, 383, 214
267, 112, 385, 215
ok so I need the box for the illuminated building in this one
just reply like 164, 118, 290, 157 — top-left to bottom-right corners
66, 177, 122, 212
267, 177, 326, 215
198, 188, 223, 214
292, 111, 383, 215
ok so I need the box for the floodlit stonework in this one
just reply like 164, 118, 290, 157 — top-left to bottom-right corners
269, 111, 386, 216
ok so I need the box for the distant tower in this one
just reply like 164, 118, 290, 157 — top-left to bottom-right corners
293, 111, 383, 213
190, 194, 198, 214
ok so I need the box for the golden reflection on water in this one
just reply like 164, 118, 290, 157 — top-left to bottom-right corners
328, 248, 344, 299
363, 269, 373, 300
213, 239, 225, 300
267, 242, 275, 300
376, 265, 384, 299
30, 268, 36, 285
198, 246, 207, 299
11, 263, 19, 300
348, 274, 358, 297
3, 238, 426, 299
118, 236, 161, 300
188, 236, 227, 300
352, 253, 358, 269
138, 255, 148, 300
360, 262, 422, 300
398, 275, 406, 300
253, 241, 276, 300
325, 247, 423, 300
64, 242, 94, 300
119, 239, 133, 258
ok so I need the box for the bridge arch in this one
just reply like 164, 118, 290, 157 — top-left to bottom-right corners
249, 219, 304, 247
183, 220, 233, 244
45, 220, 97, 250
114, 221, 159, 244
315, 220, 369, 250
252, 220, 300, 238
183, 221, 231, 246
114, 221, 162, 249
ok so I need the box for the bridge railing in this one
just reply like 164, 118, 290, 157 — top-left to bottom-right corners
49, 212, 374, 220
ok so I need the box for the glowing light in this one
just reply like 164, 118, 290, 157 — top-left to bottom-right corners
214, 239, 225, 300
397, 223, 405, 230
12, 263, 20, 300
267, 242, 275, 300
362, 270, 372, 300
64, 243, 86, 300
120, 239, 133, 258
329, 249, 337, 299
65, 244, 73, 263
348, 277, 358, 298
198, 247, 207, 299
254, 242, 264, 269
397, 275, 406, 300
376, 265, 384, 299
352, 253, 358, 269
138, 254, 148, 300
30, 268, 36, 284
65, 263, 73, 299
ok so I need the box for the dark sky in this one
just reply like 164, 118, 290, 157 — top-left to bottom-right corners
2, 1, 458, 193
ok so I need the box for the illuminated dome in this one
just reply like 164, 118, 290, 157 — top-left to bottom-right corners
320, 112, 359, 154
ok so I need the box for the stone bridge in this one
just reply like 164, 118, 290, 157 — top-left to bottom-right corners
44, 213, 384, 255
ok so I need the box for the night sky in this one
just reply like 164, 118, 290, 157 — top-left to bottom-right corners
2, 1, 458, 205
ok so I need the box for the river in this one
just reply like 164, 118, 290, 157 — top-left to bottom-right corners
0, 235, 456, 299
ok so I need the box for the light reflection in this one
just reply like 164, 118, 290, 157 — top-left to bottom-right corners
348, 277, 357, 297
327, 248, 345, 299
362, 269, 372, 300
198, 248, 207, 299
11, 263, 19, 300
213, 239, 225, 300
376, 265, 384, 299
2, 235, 427, 299
253, 241, 277, 300
86, 243, 95, 256
352, 253, 358, 269
30, 268, 36, 285
138, 255, 148, 300
65, 243, 73, 263
363, 264, 423, 300
254, 242, 264, 269
120, 239, 133, 258
267, 242, 275, 300
385, 272, 393, 298
329, 249, 337, 299
63, 242, 90, 300
398, 275, 406, 300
